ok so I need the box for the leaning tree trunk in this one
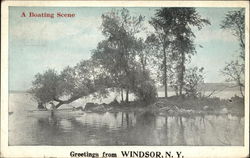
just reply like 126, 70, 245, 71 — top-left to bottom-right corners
53, 93, 88, 109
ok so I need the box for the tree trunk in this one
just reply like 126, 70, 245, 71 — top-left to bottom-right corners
55, 102, 64, 109
121, 88, 124, 102
54, 93, 86, 109
175, 86, 179, 96
121, 112, 124, 126
239, 84, 244, 100
126, 113, 129, 127
179, 51, 185, 97
163, 43, 168, 98
125, 89, 129, 103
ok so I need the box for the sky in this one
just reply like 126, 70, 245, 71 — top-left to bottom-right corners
9, 7, 243, 91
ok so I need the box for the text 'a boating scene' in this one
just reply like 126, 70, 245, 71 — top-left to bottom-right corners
8, 7, 245, 146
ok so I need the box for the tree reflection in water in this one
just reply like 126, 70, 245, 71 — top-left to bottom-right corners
36, 115, 63, 145
175, 117, 186, 145
32, 111, 243, 146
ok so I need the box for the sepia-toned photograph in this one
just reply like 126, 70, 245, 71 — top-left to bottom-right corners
1, 1, 249, 158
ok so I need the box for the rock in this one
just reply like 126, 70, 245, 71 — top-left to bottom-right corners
101, 103, 113, 111
84, 102, 99, 111
160, 106, 171, 111
221, 108, 228, 114
9, 112, 14, 115
84, 102, 107, 112
101, 103, 108, 108
203, 106, 209, 110
186, 109, 193, 113
92, 105, 106, 112
168, 109, 175, 114
75, 106, 84, 111
109, 99, 120, 106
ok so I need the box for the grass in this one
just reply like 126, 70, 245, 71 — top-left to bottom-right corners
104, 95, 244, 116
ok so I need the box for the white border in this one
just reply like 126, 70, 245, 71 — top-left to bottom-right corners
1, 1, 249, 158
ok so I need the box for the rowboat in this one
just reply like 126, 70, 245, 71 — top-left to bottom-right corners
27, 108, 84, 118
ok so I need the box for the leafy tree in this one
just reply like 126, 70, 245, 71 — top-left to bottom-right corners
221, 60, 245, 99
221, 9, 245, 59
31, 59, 112, 109
93, 8, 144, 102
170, 8, 210, 97
126, 63, 157, 104
183, 67, 204, 98
149, 8, 210, 98
31, 69, 61, 107
149, 15, 173, 98
221, 9, 245, 99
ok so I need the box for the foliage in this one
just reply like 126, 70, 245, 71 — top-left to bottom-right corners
221, 60, 244, 98
221, 9, 245, 98
129, 65, 157, 104
149, 7, 210, 97
93, 8, 145, 102
31, 59, 112, 108
30, 8, 216, 109
31, 69, 61, 104
221, 9, 245, 59
183, 67, 204, 98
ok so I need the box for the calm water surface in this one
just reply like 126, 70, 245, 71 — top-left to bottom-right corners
9, 93, 244, 146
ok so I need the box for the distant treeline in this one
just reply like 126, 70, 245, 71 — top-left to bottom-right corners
9, 82, 240, 94
158, 83, 240, 92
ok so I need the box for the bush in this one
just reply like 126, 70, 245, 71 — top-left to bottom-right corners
130, 68, 157, 104
184, 67, 204, 98
134, 80, 157, 104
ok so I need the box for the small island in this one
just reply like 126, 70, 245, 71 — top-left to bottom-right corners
29, 8, 244, 118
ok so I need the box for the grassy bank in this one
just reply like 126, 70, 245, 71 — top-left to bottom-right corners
150, 96, 244, 116
85, 95, 244, 117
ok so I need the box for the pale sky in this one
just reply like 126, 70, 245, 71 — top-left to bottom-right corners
9, 7, 242, 91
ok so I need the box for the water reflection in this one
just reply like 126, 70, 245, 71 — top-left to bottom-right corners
9, 110, 244, 146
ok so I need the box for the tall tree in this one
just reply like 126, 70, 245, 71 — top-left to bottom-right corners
221, 9, 245, 99
93, 8, 144, 102
150, 8, 210, 97
221, 9, 245, 59
149, 13, 172, 98
221, 60, 244, 98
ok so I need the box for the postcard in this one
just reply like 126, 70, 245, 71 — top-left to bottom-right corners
1, 1, 249, 158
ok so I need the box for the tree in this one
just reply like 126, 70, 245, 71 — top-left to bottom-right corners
221, 9, 245, 60
31, 69, 61, 107
183, 67, 204, 98
221, 60, 245, 99
149, 14, 173, 98
170, 8, 210, 97
131, 66, 157, 104
149, 8, 210, 98
221, 9, 245, 99
143, 33, 172, 98
30, 59, 112, 109
93, 8, 144, 102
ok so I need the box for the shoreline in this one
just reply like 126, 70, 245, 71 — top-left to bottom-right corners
83, 96, 244, 117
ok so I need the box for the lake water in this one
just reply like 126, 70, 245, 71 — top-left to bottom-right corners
9, 93, 244, 146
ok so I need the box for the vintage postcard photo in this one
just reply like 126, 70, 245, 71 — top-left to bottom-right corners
1, 1, 249, 158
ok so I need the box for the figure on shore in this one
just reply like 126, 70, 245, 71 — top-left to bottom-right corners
37, 101, 47, 110
49, 102, 56, 116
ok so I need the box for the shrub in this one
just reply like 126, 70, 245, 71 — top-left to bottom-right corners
134, 80, 157, 104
